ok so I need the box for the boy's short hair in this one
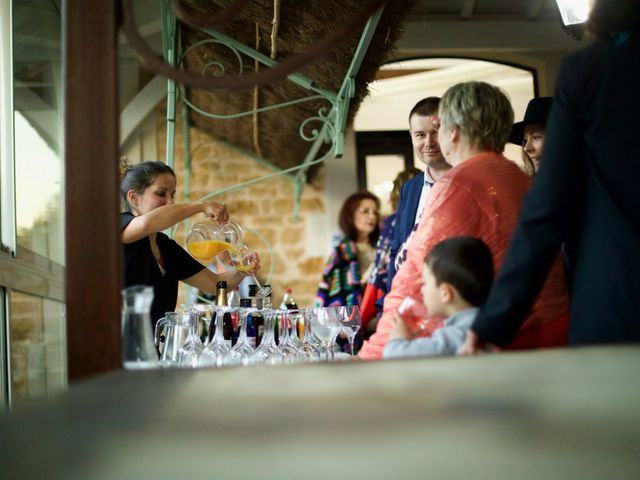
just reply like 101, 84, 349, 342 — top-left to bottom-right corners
425, 236, 494, 306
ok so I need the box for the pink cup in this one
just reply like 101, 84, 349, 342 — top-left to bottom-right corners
398, 294, 427, 331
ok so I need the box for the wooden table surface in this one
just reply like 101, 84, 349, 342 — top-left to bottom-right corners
1, 347, 639, 479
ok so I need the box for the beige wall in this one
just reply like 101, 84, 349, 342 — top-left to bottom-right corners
155, 106, 344, 309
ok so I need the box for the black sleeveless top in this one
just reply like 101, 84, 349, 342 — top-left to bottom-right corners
121, 212, 204, 325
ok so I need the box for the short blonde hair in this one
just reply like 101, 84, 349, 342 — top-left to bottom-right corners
439, 81, 514, 153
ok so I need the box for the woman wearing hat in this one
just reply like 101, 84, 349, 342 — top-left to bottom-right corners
510, 97, 553, 176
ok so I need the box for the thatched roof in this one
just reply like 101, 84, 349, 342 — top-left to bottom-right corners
179, 0, 416, 181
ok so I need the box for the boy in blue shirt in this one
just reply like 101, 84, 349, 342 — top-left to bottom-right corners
384, 236, 493, 358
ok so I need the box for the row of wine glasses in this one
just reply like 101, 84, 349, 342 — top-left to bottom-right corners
155, 305, 362, 368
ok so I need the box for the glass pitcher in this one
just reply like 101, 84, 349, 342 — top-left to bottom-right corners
185, 221, 244, 267
154, 312, 192, 367
121, 285, 159, 369
186, 220, 271, 297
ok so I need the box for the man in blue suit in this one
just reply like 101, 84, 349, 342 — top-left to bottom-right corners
387, 97, 451, 292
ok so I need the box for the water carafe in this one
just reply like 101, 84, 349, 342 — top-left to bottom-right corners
121, 285, 159, 369
154, 312, 192, 367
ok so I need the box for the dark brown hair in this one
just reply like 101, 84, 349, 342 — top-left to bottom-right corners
338, 191, 380, 246
408, 97, 440, 123
425, 236, 494, 306
120, 160, 175, 212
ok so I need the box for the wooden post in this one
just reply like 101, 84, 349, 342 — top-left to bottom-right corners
64, 1, 121, 379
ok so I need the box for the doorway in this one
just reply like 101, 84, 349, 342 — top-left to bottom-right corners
353, 57, 536, 215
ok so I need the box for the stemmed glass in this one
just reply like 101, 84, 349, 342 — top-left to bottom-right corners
200, 307, 231, 367
278, 312, 302, 364
235, 244, 271, 298
341, 305, 362, 356
299, 309, 321, 362
309, 307, 342, 362
177, 310, 205, 368
223, 309, 255, 367
251, 311, 282, 365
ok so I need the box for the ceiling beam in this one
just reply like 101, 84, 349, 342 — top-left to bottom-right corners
397, 20, 583, 52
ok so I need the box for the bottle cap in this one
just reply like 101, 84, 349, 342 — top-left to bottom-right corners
239, 298, 252, 308
216, 281, 227, 289
284, 287, 292, 293
248, 284, 258, 296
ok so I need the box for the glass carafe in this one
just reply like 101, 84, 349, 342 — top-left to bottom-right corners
185, 219, 271, 297
121, 285, 159, 369
154, 312, 191, 367
185, 221, 244, 267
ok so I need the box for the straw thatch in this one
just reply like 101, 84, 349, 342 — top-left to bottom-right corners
179, 0, 416, 181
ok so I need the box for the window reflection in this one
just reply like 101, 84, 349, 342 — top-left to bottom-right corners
13, 0, 64, 265
9, 291, 66, 404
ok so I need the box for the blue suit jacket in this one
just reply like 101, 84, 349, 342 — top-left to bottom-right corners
387, 172, 424, 291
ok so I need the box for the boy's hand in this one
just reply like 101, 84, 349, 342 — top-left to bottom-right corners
457, 330, 501, 355
389, 314, 413, 341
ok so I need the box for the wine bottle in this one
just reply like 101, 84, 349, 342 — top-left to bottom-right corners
241, 298, 256, 348
248, 284, 264, 347
216, 281, 233, 347
280, 288, 299, 311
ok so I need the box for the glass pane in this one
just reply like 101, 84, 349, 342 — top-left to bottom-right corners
0, 288, 7, 412
13, 0, 64, 264
9, 291, 66, 405
365, 154, 405, 216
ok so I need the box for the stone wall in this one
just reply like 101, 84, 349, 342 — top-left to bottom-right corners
156, 108, 328, 308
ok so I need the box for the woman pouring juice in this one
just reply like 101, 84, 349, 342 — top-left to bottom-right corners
120, 160, 259, 327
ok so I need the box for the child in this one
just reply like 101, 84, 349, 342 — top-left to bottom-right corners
383, 236, 494, 358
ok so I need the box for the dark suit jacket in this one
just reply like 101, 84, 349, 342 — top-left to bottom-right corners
387, 172, 424, 291
472, 31, 640, 345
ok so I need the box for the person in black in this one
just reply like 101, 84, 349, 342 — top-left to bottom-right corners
461, 0, 640, 352
121, 160, 257, 326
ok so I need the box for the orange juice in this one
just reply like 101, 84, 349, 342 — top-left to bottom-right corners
236, 261, 253, 272
187, 240, 238, 262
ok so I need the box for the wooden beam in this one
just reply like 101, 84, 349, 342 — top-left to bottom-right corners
64, 0, 121, 379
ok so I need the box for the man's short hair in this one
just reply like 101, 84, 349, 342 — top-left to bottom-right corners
425, 236, 494, 306
408, 97, 440, 124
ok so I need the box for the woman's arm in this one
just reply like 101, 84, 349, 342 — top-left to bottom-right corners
182, 268, 247, 295
122, 201, 229, 243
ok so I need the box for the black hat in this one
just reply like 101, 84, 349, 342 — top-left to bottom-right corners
509, 97, 553, 145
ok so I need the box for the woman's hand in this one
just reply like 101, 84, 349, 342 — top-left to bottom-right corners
241, 251, 261, 275
201, 201, 229, 225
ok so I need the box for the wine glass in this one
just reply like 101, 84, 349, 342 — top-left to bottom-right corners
235, 244, 271, 298
278, 312, 302, 364
223, 309, 255, 367
299, 309, 321, 362
200, 307, 231, 367
341, 305, 362, 356
251, 311, 282, 365
308, 307, 342, 362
